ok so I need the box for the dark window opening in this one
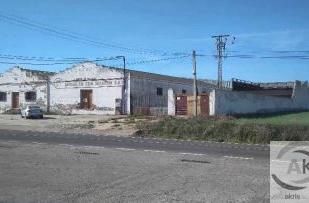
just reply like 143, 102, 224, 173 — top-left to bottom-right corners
182, 89, 187, 94
0, 92, 7, 102
157, 87, 163, 96
25, 91, 36, 102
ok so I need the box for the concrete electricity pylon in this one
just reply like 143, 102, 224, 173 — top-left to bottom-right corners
212, 34, 234, 88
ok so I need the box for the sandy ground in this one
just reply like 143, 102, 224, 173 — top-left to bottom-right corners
0, 114, 141, 136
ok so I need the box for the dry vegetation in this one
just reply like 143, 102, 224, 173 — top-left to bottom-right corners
135, 112, 309, 144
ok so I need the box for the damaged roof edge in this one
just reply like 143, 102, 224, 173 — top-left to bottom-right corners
55, 61, 218, 87
5, 66, 56, 76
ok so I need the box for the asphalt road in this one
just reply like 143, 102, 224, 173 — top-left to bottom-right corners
0, 129, 270, 202
0, 129, 269, 160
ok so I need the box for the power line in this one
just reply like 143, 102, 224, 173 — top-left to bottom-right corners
0, 61, 77, 66
0, 54, 191, 67
227, 54, 309, 60
0, 12, 170, 56
0, 54, 117, 62
0, 13, 133, 52
197, 53, 309, 60
127, 55, 190, 65
1, 52, 309, 68
227, 49, 309, 54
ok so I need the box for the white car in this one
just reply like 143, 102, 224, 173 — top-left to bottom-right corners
21, 105, 44, 119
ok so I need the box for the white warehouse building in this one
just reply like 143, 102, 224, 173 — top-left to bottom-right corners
0, 67, 53, 113
0, 62, 215, 115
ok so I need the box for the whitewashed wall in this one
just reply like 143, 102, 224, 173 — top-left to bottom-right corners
167, 88, 175, 116
0, 67, 48, 112
210, 83, 309, 116
50, 63, 124, 114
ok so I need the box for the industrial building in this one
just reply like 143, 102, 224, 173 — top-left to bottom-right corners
1, 62, 308, 116
0, 62, 215, 115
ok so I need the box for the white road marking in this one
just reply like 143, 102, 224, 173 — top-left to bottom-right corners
143, 149, 166, 153
6, 140, 18, 143
58, 144, 105, 150
59, 144, 72, 146
31, 142, 42, 144
83, 145, 105, 149
180, 152, 206, 156
271, 160, 290, 163
116, 148, 136, 151
223, 156, 254, 160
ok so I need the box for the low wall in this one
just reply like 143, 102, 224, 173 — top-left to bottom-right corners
211, 86, 309, 116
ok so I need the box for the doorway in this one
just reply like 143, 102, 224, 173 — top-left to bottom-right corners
12, 92, 19, 109
80, 90, 93, 109
175, 95, 187, 115
200, 94, 210, 116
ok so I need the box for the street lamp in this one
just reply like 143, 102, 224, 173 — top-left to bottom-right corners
115, 56, 126, 115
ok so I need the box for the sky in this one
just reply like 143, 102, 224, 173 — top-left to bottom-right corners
0, 0, 309, 82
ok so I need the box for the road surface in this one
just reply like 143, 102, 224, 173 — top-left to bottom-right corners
0, 129, 270, 202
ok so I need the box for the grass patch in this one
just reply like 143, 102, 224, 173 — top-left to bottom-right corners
232, 112, 309, 126
135, 112, 309, 144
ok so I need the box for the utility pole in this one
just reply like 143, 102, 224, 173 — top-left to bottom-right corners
46, 79, 50, 113
212, 34, 231, 89
192, 50, 197, 116
116, 56, 126, 115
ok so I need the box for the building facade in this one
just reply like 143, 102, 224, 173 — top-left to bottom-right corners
50, 63, 125, 115
128, 68, 215, 115
0, 67, 54, 113
0, 62, 216, 115
1, 63, 308, 116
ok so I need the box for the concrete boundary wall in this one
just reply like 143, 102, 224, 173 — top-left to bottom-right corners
210, 85, 309, 116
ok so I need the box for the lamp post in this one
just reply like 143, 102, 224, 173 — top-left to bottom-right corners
116, 56, 126, 115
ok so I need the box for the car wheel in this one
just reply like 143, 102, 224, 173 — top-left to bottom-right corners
40, 115, 43, 119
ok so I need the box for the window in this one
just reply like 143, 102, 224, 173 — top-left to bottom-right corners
0, 92, 7, 102
182, 89, 187, 94
156, 87, 163, 96
25, 91, 36, 102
